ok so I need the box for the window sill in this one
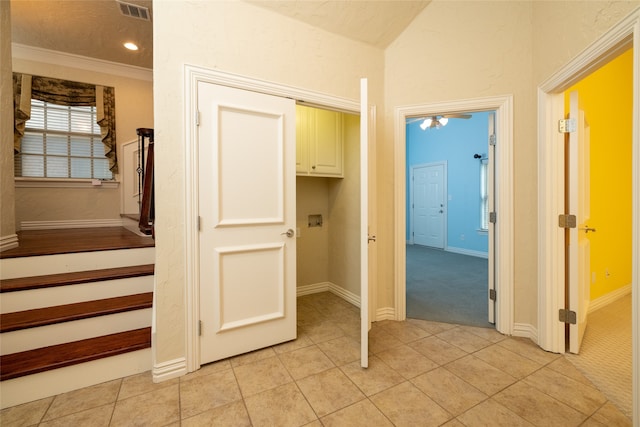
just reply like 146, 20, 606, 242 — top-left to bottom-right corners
15, 178, 120, 189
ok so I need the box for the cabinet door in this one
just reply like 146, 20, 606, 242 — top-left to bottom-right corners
296, 105, 309, 174
311, 109, 343, 176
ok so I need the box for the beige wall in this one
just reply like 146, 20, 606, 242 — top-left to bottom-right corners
11, 57, 153, 226
1, 1, 15, 243
153, 0, 638, 366
296, 177, 330, 287
384, 0, 638, 328
385, 0, 535, 323
297, 112, 361, 296
153, 0, 384, 363
328, 113, 361, 297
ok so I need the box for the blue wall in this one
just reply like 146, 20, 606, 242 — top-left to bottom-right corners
406, 112, 492, 255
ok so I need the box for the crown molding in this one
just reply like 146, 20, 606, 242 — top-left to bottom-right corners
11, 43, 152, 81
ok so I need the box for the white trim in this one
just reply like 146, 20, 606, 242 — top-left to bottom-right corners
182, 65, 365, 376
20, 219, 123, 230
376, 307, 396, 321
15, 178, 119, 189
11, 44, 153, 82
512, 323, 538, 343
536, 8, 639, 423
0, 234, 19, 252
589, 285, 632, 314
445, 246, 489, 259
152, 357, 187, 383
394, 95, 514, 336
297, 282, 332, 296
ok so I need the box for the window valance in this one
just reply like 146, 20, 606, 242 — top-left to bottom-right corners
13, 73, 118, 173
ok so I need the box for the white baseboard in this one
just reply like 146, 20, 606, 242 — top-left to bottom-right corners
376, 307, 396, 321
0, 234, 18, 252
297, 282, 361, 308
512, 323, 538, 343
445, 246, 489, 259
588, 284, 631, 314
152, 357, 187, 383
20, 219, 124, 230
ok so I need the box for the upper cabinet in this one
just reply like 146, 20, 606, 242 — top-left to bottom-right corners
296, 105, 344, 177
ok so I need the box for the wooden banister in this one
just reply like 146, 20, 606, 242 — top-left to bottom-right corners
137, 128, 154, 236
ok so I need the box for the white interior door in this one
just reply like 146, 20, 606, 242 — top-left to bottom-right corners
568, 90, 591, 354
360, 78, 370, 368
487, 113, 496, 324
413, 164, 445, 248
197, 82, 297, 364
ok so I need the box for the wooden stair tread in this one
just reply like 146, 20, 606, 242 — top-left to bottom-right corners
0, 327, 151, 381
0, 293, 153, 333
0, 264, 154, 293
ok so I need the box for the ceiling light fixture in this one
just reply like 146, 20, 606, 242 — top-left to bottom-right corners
124, 42, 139, 51
409, 113, 472, 130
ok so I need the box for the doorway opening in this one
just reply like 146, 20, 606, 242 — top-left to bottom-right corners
394, 95, 514, 336
536, 9, 638, 421
405, 111, 495, 328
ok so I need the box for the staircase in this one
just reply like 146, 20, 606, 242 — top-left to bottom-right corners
0, 228, 155, 409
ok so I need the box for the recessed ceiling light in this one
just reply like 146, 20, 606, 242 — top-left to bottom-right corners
124, 42, 139, 51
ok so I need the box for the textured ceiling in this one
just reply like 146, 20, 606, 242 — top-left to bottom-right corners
11, 0, 154, 68
10, 0, 430, 69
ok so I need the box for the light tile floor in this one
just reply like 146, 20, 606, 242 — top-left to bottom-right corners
1, 292, 632, 426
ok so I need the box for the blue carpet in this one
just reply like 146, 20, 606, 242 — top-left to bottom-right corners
406, 244, 493, 328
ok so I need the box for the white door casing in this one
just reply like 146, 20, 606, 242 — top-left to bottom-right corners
568, 91, 591, 354
412, 163, 446, 248
197, 82, 297, 364
394, 95, 514, 336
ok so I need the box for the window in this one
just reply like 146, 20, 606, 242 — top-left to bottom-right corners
480, 160, 489, 230
15, 99, 113, 180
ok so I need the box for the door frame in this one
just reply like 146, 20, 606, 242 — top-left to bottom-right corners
394, 95, 514, 335
536, 9, 639, 420
183, 65, 374, 372
409, 161, 447, 248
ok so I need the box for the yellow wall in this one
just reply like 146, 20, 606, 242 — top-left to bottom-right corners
564, 49, 633, 301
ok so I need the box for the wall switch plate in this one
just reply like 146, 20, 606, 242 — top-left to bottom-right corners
308, 214, 323, 227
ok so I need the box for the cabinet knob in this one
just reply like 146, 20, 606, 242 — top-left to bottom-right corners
312, 165, 316, 169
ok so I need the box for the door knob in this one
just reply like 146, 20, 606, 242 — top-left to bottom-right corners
281, 229, 295, 238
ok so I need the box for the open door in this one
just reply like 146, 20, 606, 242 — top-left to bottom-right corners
197, 82, 297, 364
487, 113, 496, 324
568, 90, 591, 354
360, 78, 371, 368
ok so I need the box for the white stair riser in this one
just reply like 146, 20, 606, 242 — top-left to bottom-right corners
1, 309, 152, 355
0, 349, 151, 409
0, 248, 155, 280
1, 276, 154, 313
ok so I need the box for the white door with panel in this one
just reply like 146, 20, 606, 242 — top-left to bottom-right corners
413, 164, 445, 248
568, 91, 591, 354
197, 82, 297, 364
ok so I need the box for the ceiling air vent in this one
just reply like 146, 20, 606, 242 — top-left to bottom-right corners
116, 1, 150, 21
